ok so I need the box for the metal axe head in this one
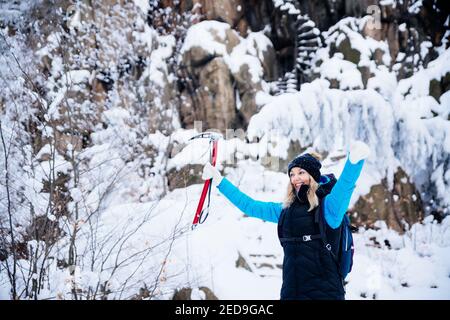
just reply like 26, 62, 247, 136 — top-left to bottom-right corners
189, 131, 223, 142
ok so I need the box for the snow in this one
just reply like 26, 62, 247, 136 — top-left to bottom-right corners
273, 0, 300, 15
156, 163, 450, 300
318, 54, 363, 89
26, 135, 442, 301
1, 3, 450, 302
367, 66, 398, 100
180, 21, 229, 57
324, 17, 391, 68
438, 91, 450, 118
396, 48, 450, 101
0, 0, 42, 26
391, 49, 450, 206
66, 7, 82, 30
181, 20, 272, 84
226, 48, 263, 83
132, 22, 155, 51
146, 35, 176, 88
246, 80, 396, 185
420, 41, 432, 59
348, 140, 371, 164
408, 0, 423, 14
70, 188, 83, 203
344, 216, 450, 299
133, 0, 149, 14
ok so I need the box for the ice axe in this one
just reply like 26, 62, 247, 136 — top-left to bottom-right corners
189, 131, 222, 229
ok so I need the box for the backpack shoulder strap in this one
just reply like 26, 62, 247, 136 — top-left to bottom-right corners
316, 198, 342, 274
316, 198, 332, 252
277, 207, 288, 241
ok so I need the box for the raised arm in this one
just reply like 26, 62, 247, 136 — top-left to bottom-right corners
324, 141, 370, 229
217, 178, 283, 223
201, 162, 282, 223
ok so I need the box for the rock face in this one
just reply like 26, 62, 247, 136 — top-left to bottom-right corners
200, 0, 245, 28
429, 72, 450, 103
176, 0, 450, 132
274, 140, 308, 174
172, 286, 219, 300
178, 21, 269, 132
11, 0, 446, 221
349, 167, 424, 233
179, 52, 237, 131
232, 63, 263, 127
198, 57, 236, 130
166, 164, 204, 191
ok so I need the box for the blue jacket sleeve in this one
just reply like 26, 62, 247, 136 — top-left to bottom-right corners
324, 157, 365, 229
216, 177, 283, 223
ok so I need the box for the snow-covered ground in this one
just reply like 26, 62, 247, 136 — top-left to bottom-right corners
132, 157, 450, 300
1, 1, 449, 300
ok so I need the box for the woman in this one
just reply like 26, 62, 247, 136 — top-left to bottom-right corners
201, 140, 370, 300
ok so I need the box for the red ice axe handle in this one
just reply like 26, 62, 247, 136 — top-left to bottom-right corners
192, 140, 218, 227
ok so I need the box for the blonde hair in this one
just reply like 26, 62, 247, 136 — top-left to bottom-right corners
308, 151, 322, 162
282, 176, 319, 211
283, 151, 322, 211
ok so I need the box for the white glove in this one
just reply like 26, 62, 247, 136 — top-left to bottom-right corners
202, 162, 223, 187
349, 140, 370, 164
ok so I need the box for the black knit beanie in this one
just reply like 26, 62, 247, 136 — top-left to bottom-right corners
287, 153, 322, 182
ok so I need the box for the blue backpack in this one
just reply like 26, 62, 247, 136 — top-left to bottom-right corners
317, 199, 355, 280
336, 214, 355, 279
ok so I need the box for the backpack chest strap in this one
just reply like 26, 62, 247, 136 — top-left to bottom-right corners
279, 234, 322, 243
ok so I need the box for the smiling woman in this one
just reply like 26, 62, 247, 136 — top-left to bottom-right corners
201, 141, 370, 300
284, 152, 323, 211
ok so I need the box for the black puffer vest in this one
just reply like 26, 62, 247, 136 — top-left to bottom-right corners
277, 174, 345, 300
